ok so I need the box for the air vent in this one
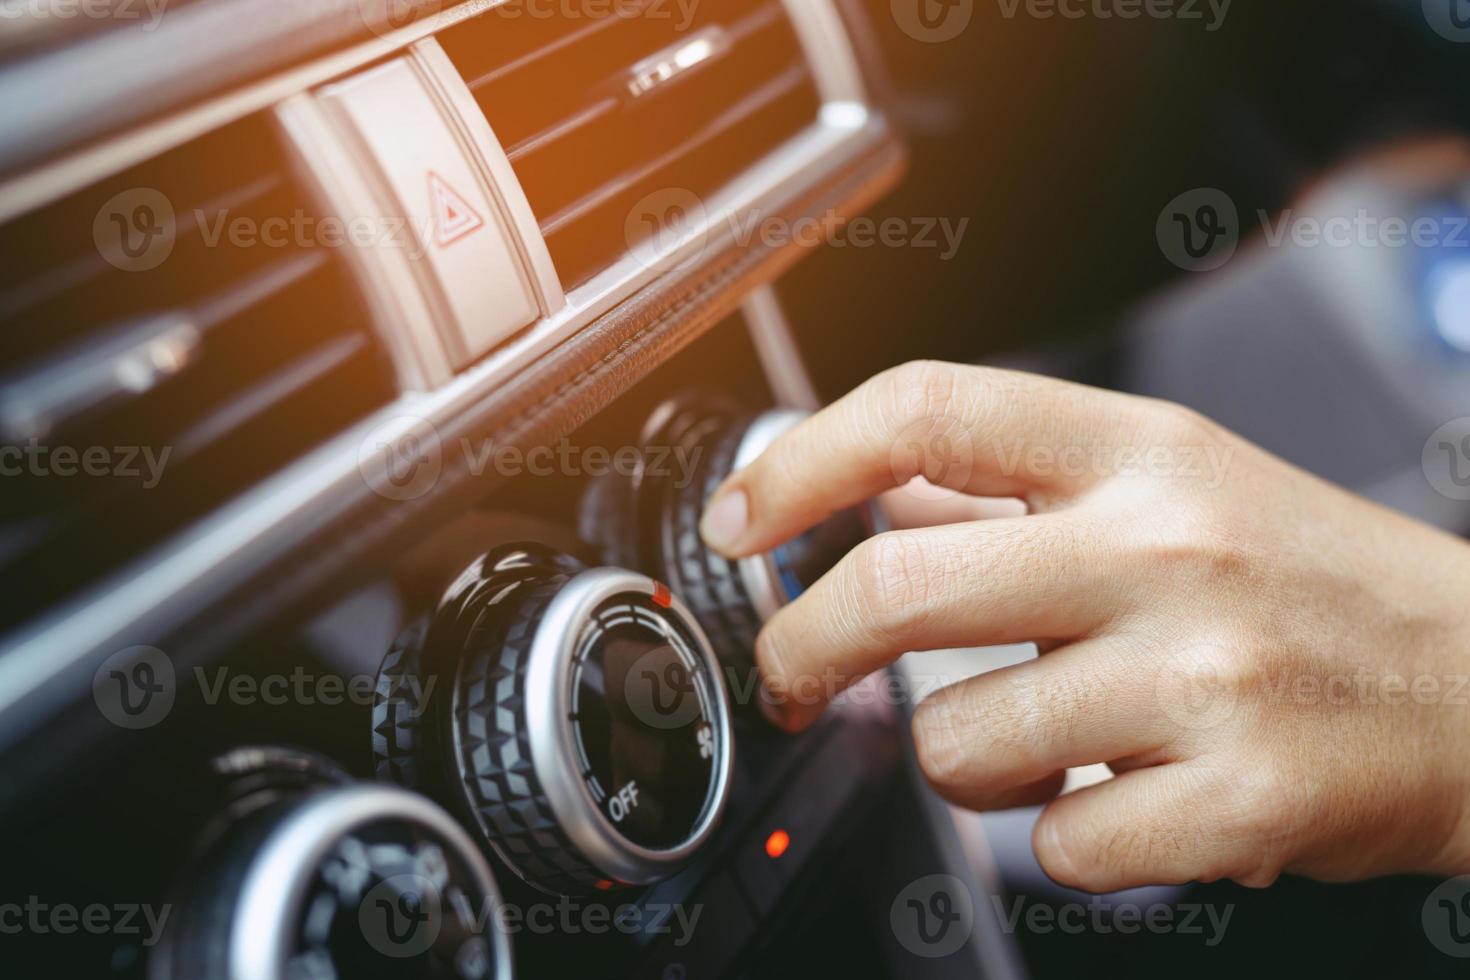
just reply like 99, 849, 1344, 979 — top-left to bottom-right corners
437, 0, 822, 288
0, 114, 396, 631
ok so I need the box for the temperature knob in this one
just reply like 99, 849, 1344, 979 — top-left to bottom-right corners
374, 545, 734, 894
154, 748, 511, 980
585, 399, 876, 679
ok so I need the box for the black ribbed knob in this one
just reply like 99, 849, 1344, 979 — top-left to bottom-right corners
613, 400, 876, 682
374, 544, 734, 895
155, 750, 511, 980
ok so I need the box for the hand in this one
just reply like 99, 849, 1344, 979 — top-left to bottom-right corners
698, 360, 1470, 892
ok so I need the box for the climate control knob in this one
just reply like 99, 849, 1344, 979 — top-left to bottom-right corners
154, 748, 512, 980
374, 545, 734, 894
587, 399, 876, 679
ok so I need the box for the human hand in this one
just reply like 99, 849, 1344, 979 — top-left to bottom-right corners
698, 361, 1470, 892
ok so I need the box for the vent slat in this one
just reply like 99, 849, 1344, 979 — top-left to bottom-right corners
0, 113, 394, 632
190, 249, 328, 331
539, 62, 811, 237
438, 0, 821, 287
0, 171, 287, 330
169, 332, 367, 461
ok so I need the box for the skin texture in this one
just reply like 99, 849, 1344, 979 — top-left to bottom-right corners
697, 360, 1470, 894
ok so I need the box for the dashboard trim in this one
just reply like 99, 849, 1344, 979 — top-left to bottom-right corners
0, 0, 505, 224
0, 113, 906, 770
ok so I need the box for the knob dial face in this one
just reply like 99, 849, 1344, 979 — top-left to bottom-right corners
568, 591, 722, 850
292, 813, 501, 979
162, 784, 512, 980
443, 555, 734, 893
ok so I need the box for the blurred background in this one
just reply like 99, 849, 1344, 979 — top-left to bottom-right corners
782, 0, 1470, 974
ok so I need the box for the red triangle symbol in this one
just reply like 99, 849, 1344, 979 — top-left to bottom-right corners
428, 171, 484, 247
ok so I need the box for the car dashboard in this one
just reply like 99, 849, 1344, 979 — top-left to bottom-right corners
0, 2, 1015, 977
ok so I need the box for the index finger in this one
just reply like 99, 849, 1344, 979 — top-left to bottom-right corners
698, 360, 1149, 558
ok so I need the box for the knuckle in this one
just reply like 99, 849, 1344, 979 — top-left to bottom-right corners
1017, 666, 1092, 750
1191, 765, 1288, 885
847, 533, 938, 636
885, 360, 967, 428
1215, 765, 1287, 848
981, 670, 1072, 771
1147, 399, 1219, 446
1163, 640, 1259, 710
1130, 494, 1254, 586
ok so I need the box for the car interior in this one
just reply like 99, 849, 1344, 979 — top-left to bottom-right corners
2, 0, 1469, 976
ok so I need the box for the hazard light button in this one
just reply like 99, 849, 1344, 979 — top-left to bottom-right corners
317, 58, 541, 371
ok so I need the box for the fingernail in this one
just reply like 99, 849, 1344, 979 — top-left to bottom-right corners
757, 689, 788, 728
700, 487, 748, 553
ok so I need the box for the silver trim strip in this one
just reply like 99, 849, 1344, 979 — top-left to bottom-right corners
0, 111, 891, 746
733, 409, 809, 622
0, 0, 894, 749
779, 0, 869, 105
741, 286, 822, 411
522, 568, 734, 885
0, 0, 511, 224
229, 784, 514, 980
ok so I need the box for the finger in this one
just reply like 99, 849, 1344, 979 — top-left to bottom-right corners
879, 485, 1027, 529
756, 516, 1135, 730
700, 360, 1151, 557
956, 770, 1069, 812
911, 640, 1173, 809
1033, 762, 1265, 893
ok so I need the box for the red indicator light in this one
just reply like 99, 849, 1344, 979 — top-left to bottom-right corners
764, 829, 790, 859
594, 879, 616, 891
652, 582, 673, 608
